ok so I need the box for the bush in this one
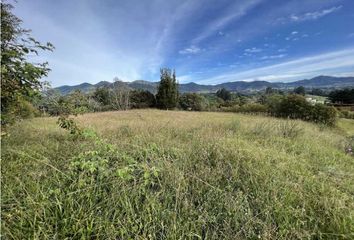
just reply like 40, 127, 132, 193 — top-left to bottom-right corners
179, 93, 207, 111
130, 90, 156, 109
339, 110, 354, 119
239, 103, 268, 113
309, 104, 337, 126
270, 94, 337, 126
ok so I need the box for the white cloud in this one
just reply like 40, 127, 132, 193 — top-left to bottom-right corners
290, 5, 342, 22
192, 0, 264, 44
244, 47, 263, 53
179, 45, 202, 55
260, 54, 287, 60
195, 48, 354, 84
291, 31, 298, 35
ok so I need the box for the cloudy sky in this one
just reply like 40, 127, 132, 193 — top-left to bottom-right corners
15, 0, 354, 86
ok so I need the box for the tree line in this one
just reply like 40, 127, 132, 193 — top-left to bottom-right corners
1, 2, 351, 127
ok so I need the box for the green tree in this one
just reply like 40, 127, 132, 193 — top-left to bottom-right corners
130, 90, 156, 108
156, 68, 179, 109
216, 88, 231, 101
328, 88, 354, 104
179, 93, 206, 111
1, 2, 54, 124
93, 87, 110, 106
293, 86, 306, 95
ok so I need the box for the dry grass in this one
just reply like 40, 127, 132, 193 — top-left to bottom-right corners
2, 109, 354, 239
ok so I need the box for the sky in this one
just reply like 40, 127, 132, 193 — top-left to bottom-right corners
14, 0, 354, 87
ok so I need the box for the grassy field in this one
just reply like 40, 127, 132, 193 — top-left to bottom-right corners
2, 110, 354, 239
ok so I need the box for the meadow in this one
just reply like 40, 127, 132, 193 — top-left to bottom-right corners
1, 110, 354, 239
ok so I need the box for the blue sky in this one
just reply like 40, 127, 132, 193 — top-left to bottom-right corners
15, 0, 354, 87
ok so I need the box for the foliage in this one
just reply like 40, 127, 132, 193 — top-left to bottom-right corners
92, 87, 111, 106
1, 2, 54, 125
269, 94, 337, 126
156, 68, 179, 109
339, 110, 354, 119
130, 90, 156, 108
328, 88, 354, 104
216, 88, 231, 101
179, 93, 207, 111
238, 103, 268, 113
293, 86, 306, 95
57, 116, 82, 136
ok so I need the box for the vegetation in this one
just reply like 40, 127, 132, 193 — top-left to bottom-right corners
2, 110, 354, 239
2, 4, 354, 239
216, 88, 232, 101
293, 86, 306, 95
156, 68, 179, 109
328, 88, 354, 104
0, 2, 54, 125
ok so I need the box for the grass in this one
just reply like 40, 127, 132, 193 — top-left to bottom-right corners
1, 109, 354, 239
338, 118, 354, 136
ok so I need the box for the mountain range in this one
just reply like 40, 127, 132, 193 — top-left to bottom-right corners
55, 76, 354, 95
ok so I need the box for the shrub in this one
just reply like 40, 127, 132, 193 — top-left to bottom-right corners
309, 104, 337, 126
239, 103, 268, 113
275, 94, 310, 119
339, 110, 354, 119
179, 93, 207, 111
130, 90, 156, 109
57, 116, 82, 136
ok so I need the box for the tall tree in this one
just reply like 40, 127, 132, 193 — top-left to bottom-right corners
156, 68, 179, 109
1, 2, 54, 124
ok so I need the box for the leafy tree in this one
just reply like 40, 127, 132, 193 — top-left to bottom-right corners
328, 88, 354, 104
179, 93, 206, 111
156, 68, 179, 109
293, 86, 306, 95
216, 88, 231, 101
276, 94, 310, 119
130, 90, 156, 109
93, 87, 110, 106
1, 2, 54, 124
310, 88, 325, 96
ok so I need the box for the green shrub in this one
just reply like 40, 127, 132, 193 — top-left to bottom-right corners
57, 116, 82, 136
179, 93, 207, 111
239, 103, 268, 113
309, 104, 337, 126
270, 94, 337, 126
339, 110, 354, 119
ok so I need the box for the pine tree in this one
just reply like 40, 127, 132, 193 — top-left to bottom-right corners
156, 68, 179, 109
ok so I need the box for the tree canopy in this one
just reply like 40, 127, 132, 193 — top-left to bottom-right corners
156, 68, 179, 109
1, 2, 54, 124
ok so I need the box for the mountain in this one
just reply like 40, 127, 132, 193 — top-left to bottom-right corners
55, 76, 354, 95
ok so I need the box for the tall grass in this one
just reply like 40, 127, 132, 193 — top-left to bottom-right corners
1, 110, 354, 239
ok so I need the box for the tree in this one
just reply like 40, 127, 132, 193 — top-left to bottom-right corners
109, 80, 130, 110
93, 87, 110, 106
130, 90, 156, 108
216, 88, 231, 101
1, 2, 54, 124
293, 86, 306, 95
265, 86, 275, 95
179, 93, 206, 111
328, 88, 354, 104
156, 68, 179, 109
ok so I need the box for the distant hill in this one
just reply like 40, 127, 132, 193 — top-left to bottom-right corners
55, 76, 354, 95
